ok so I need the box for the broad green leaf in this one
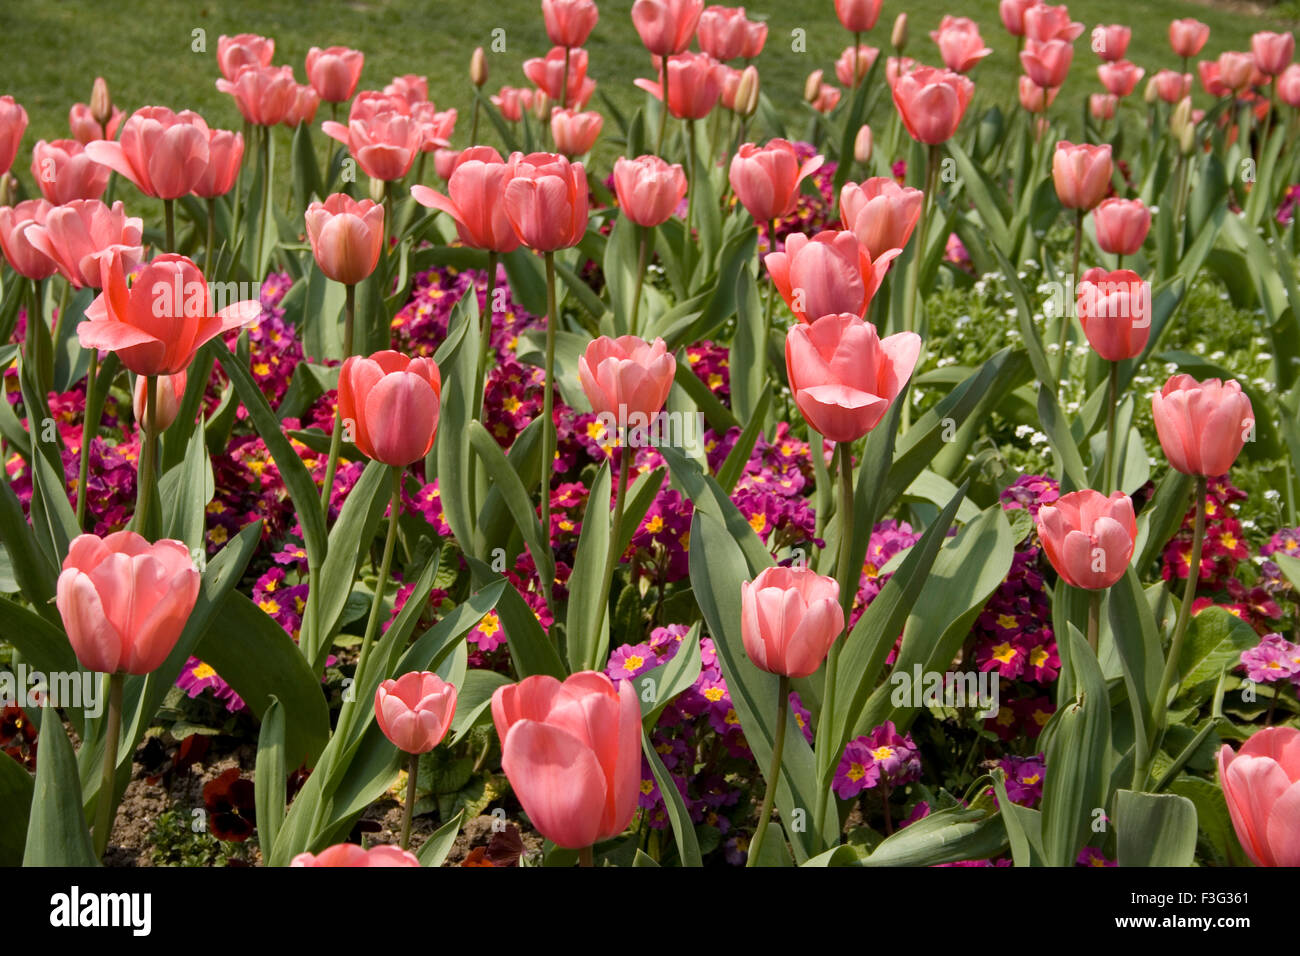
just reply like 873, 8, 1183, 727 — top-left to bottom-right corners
254, 696, 287, 860
23, 705, 97, 866
417, 808, 465, 867
642, 729, 702, 867
1114, 789, 1198, 867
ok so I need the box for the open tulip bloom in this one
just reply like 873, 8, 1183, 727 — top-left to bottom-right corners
4, 1, 1300, 882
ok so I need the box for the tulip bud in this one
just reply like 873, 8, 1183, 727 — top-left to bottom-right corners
1170, 95, 1193, 136
369, 174, 386, 202
532, 90, 552, 122
1179, 121, 1197, 156
804, 69, 824, 105
854, 124, 873, 163
1144, 76, 1160, 104
470, 47, 488, 88
0, 173, 14, 208
892, 13, 909, 52
735, 65, 760, 117
91, 77, 112, 128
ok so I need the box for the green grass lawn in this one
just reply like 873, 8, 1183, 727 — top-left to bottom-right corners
2, 0, 1292, 162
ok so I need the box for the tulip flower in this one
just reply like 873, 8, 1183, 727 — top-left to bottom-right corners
766, 230, 899, 324
1052, 141, 1112, 210
836, 45, 880, 87
1021, 38, 1074, 90
0, 200, 58, 280
892, 65, 974, 144
1217, 51, 1255, 92
411, 102, 456, 153
84, 106, 210, 201
291, 844, 421, 867
698, 6, 760, 61
1152, 375, 1254, 479
1036, 490, 1136, 590
338, 350, 442, 467
22, 199, 143, 289
931, 17, 993, 74
1217, 726, 1300, 867
1092, 197, 1150, 258
854, 124, 873, 163
578, 335, 676, 423
0, 96, 27, 178
635, 52, 724, 120
503, 152, 589, 252
306, 46, 365, 103
999, 0, 1037, 37
283, 84, 321, 128
1198, 61, 1231, 99
133, 370, 186, 433
1023, 4, 1084, 42
216, 64, 299, 127
1252, 31, 1294, 76
1098, 60, 1145, 98
384, 73, 429, 105
376, 670, 458, 848
321, 95, 421, 182
1075, 267, 1149, 362
1021, 76, 1061, 113
30, 139, 109, 204
492, 672, 640, 856
1279, 64, 1300, 108
839, 177, 923, 258
551, 107, 603, 157
741, 17, 767, 58
809, 82, 842, 115
1089, 93, 1118, 121
785, 313, 920, 443
885, 56, 920, 90
492, 86, 536, 123
434, 148, 460, 181
1092, 25, 1130, 62
728, 139, 823, 224
216, 33, 275, 81
192, 128, 245, 200
613, 154, 687, 228
741, 566, 844, 679
631, 0, 704, 56
523, 46, 595, 109
543, 0, 599, 47
1153, 69, 1192, 104
1169, 18, 1210, 59
304, 194, 385, 287
834, 0, 882, 33
412, 146, 521, 252
69, 101, 124, 145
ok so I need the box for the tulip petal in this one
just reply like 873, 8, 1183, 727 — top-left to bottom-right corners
501, 720, 607, 849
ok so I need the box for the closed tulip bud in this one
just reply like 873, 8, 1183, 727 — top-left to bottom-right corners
470, 46, 489, 87
375, 671, 458, 754
532, 90, 553, 122
612, 154, 687, 227
854, 124, 873, 163
503, 151, 589, 251
578, 335, 677, 423
1144, 76, 1160, 104
90, 77, 113, 128
1076, 267, 1150, 361
785, 313, 919, 442
305, 193, 385, 286
834, 0, 883, 33
133, 370, 187, 432
305, 46, 365, 104
892, 65, 975, 144
1036, 490, 1136, 590
1152, 374, 1254, 477
741, 566, 844, 678
368, 174, 386, 202
729, 138, 824, 223
632, 0, 704, 57
1092, 197, 1150, 256
551, 107, 603, 157
735, 64, 760, 117
338, 350, 443, 467
56, 532, 200, 675
1052, 141, 1113, 211
1169, 18, 1210, 59
1217, 726, 1300, 867
1179, 119, 1197, 155
1170, 95, 1193, 136
804, 69, 825, 105
892, 13, 908, 51
1251, 31, 1294, 77
291, 844, 421, 867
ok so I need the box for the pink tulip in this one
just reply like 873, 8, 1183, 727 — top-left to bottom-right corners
741, 18, 767, 58
30, 139, 110, 204
306, 46, 366, 103
503, 152, 589, 251
999, 0, 1039, 38
412, 146, 522, 253
493, 86, 536, 123
1253, 32, 1295, 77
84, 107, 210, 200
216, 64, 298, 127
56, 532, 200, 675
1092, 25, 1130, 62
635, 52, 723, 120
133, 370, 187, 432
384, 74, 429, 105
1023, 4, 1084, 42
193, 128, 245, 199
835, 45, 880, 87
551, 107, 603, 157
291, 844, 420, 867
931, 17, 993, 74
411, 102, 456, 152
612, 154, 687, 227
1021, 38, 1074, 90
1279, 65, 1300, 108
785, 313, 920, 442
68, 102, 124, 145
1217, 726, 1300, 867
321, 95, 421, 181
1198, 61, 1231, 98
1093, 197, 1150, 256
1152, 375, 1254, 478
433, 148, 460, 181
698, 6, 759, 61
1075, 267, 1150, 361
338, 350, 442, 466
1036, 490, 1136, 590
839, 177, 923, 258
492, 671, 640, 849
741, 566, 844, 678
543, 0, 600, 47
578, 335, 677, 422
216, 33, 275, 81
1020, 76, 1061, 113
631, 0, 704, 57
834, 0, 882, 33
1052, 141, 1112, 210
304, 194, 385, 286
728, 138, 823, 223
375, 671, 458, 754
1217, 51, 1256, 92
810, 82, 842, 115
1169, 18, 1210, 59
0, 200, 58, 280
284, 84, 321, 128
1089, 93, 1118, 121
766, 230, 899, 324
79, 254, 259, 376
892, 65, 974, 144
524, 46, 596, 109
1153, 69, 1192, 104
22, 199, 143, 289
1098, 60, 1144, 98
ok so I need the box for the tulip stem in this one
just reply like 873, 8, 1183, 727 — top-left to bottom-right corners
49, 280, 71, 378
629, 227, 649, 337
901, 145, 940, 431
354, 466, 404, 702
400, 750, 419, 851
93, 672, 124, 859
133, 374, 159, 537
469, 94, 481, 146
655, 61, 670, 156
232, 119, 250, 237
1086, 588, 1102, 655
747, 674, 790, 867
164, 198, 175, 254
1102, 360, 1119, 492
320, 283, 356, 518
475, 252, 499, 422
685, 120, 697, 243
1138, 474, 1208, 790
853, 33, 861, 89
1057, 209, 1085, 396
540, 251, 558, 616
593, 444, 632, 671
578, 845, 594, 868
76, 350, 98, 530
562, 46, 571, 111
205, 197, 216, 278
